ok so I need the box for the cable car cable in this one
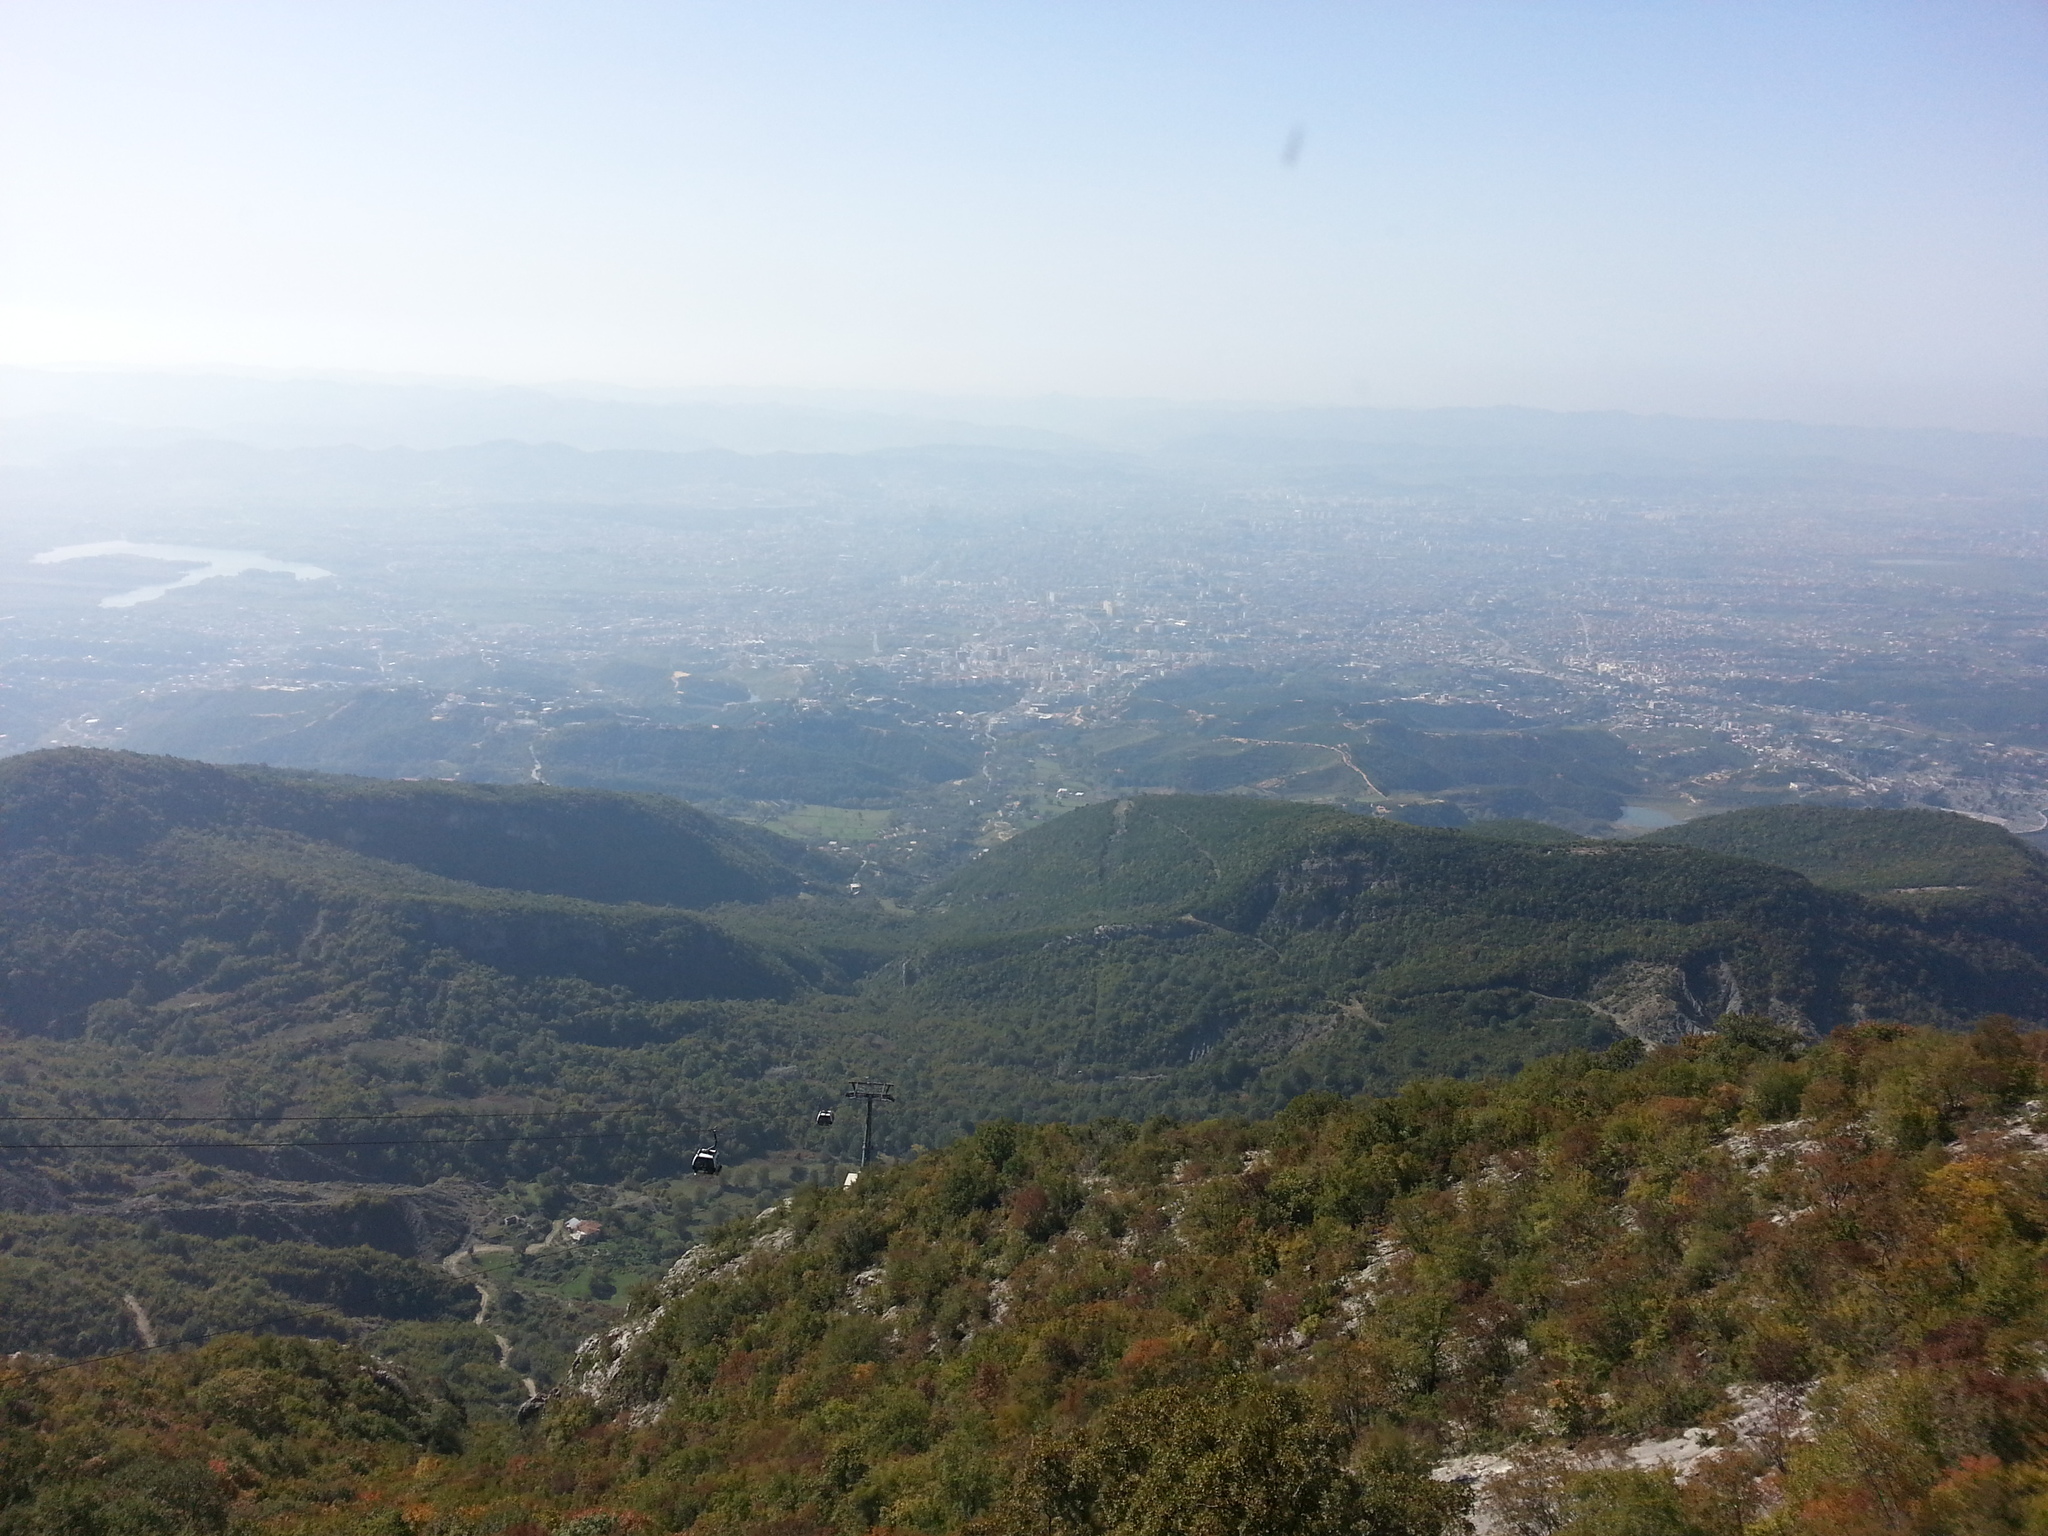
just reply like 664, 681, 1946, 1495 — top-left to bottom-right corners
0, 1130, 638, 1150
0, 1110, 619, 1123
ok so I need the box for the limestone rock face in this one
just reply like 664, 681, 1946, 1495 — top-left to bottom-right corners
1588, 959, 1812, 1045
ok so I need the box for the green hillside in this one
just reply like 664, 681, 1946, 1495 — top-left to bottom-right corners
1074, 670, 1643, 823
0, 749, 862, 1190
896, 796, 2048, 1117
0, 747, 824, 907
10, 1021, 2048, 1536
13, 763, 2048, 1176
0, 751, 834, 1040
927, 795, 1362, 933
4, 824, 808, 1031
13, 754, 2048, 1421
1644, 802, 2048, 896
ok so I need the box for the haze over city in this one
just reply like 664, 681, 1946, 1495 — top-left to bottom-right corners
4, 0, 2048, 861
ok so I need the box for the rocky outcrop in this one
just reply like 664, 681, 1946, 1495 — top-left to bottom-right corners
1256, 851, 1401, 930
567, 1211, 798, 1415
1586, 959, 1813, 1045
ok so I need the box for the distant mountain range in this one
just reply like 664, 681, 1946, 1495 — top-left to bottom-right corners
5, 368, 2045, 494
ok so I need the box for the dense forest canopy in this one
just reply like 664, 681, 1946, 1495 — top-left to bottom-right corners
8, 750, 2048, 1188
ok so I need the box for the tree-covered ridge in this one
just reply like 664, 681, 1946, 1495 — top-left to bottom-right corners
0, 747, 849, 1047
12, 757, 2048, 1185
4, 824, 812, 1042
0, 747, 827, 908
924, 795, 1364, 933
902, 796, 2048, 1099
12, 1019, 2048, 1533
1645, 803, 2048, 898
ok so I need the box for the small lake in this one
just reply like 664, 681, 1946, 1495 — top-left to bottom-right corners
30, 541, 333, 608
1615, 804, 1682, 831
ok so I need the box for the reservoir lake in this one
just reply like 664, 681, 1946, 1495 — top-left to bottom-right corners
31, 541, 333, 608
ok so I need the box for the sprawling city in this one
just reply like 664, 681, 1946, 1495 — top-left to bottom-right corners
8, 422, 2048, 882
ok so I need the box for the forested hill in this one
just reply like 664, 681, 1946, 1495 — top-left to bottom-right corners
0, 748, 842, 1032
925, 794, 1364, 933
1644, 802, 2048, 899
12, 753, 2048, 1425
893, 796, 2048, 1115
11, 755, 2048, 1164
0, 748, 865, 1191
0, 747, 826, 908
11, 754, 2048, 1134
11, 1019, 2048, 1535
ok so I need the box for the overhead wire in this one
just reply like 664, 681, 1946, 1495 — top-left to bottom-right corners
0, 1130, 640, 1150
6, 1337, 190, 1380
0, 1107, 634, 1122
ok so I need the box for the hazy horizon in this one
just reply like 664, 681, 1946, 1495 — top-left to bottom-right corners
10, 363, 2048, 441
4, 2, 2045, 435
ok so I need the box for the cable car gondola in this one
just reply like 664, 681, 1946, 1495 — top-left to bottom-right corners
815, 1108, 835, 1127
690, 1140, 721, 1176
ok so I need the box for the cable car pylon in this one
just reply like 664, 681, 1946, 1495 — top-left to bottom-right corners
843, 1080, 894, 1169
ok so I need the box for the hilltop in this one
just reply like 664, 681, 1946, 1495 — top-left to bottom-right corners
0, 747, 825, 907
0, 749, 842, 1054
1644, 802, 2048, 904
894, 794, 2048, 1115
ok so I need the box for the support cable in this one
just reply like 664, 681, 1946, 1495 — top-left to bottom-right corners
0, 1108, 630, 1123
0, 1131, 637, 1150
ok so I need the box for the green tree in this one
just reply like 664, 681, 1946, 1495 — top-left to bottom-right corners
989, 1378, 1463, 1536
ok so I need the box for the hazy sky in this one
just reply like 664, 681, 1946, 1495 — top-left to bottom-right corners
3, 1, 2044, 433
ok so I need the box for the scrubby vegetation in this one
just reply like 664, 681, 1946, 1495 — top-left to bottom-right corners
0, 1216, 474, 1358
0, 1335, 464, 1535
11, 1018, 2048, 1533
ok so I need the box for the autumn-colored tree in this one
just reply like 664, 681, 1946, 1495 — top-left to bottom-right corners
988, 1378, 1461, 1536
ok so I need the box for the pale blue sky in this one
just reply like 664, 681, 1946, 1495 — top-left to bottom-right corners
2, 1, 2044, 431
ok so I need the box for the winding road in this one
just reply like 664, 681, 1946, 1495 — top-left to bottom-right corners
442, 1242, 540, 1398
